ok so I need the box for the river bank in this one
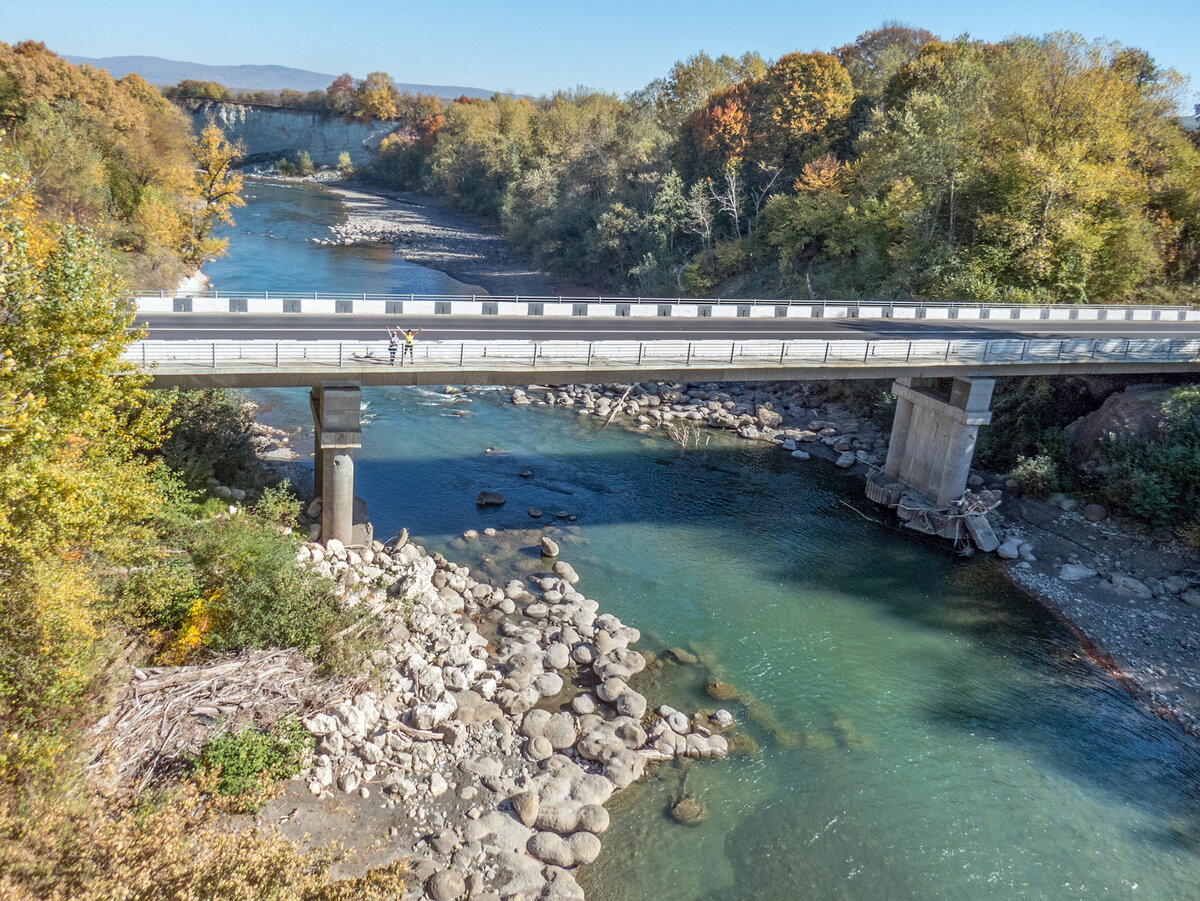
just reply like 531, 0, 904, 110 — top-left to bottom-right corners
323, 181, 594, 298
262, 513, 729, 900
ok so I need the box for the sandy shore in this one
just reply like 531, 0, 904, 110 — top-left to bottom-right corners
325, 182, 596, 298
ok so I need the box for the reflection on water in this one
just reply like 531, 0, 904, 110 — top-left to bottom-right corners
219, 185, 1200, 900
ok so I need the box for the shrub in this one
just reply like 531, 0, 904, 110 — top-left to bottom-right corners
276, 151, 315, 177
336, 151, 354, 176
1011, 454, 1060, 498
0, 782, 408, 900
1096, 386, 1200, 524
253, 481, 301, 531
184, 513, 341, 657
195, 714, 314, 802
156, 389, 257, 490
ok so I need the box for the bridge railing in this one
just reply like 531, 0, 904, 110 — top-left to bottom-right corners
130, 291, 1200, 322
124, 336, 1200, 374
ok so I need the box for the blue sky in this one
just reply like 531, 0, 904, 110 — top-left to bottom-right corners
3, 0, 1197, 106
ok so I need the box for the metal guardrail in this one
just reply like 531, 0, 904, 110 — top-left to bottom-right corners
131, 290, 1200, 321
125, 336, 1200, 374
132, 289, 1197, 310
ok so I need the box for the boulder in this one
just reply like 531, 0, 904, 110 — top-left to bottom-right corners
511, 790, 540, 827
476, 491, 506, 508
1058, 563, 1098, 581
526, 831, 602, 868
553, 561, 580, 585
996, 536, 1021, 560
1082, 503, 1108, 523
426, 869, 466, 901
756, 406, 783, 428
835, 451, 857, 468
1109, 573, 1153, 598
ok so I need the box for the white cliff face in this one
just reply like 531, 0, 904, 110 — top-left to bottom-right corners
190, 101, 395, 167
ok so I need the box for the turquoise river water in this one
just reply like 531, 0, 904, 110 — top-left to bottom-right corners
205, 180, 1200, 900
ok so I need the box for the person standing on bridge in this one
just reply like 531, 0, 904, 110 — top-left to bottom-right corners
400, 327, 421, 366
386, 327, 399, 365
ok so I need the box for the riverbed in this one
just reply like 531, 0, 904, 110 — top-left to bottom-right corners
205, 179, 1200, 900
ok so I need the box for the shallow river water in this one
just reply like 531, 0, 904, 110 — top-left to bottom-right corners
205, 181, 1200, 900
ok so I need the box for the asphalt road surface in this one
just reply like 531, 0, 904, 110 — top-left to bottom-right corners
135, 313, 1200, 344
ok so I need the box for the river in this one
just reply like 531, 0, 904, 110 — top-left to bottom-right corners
206, 179, 1200, 900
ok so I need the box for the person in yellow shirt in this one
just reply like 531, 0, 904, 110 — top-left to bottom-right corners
400, 327, 421, 365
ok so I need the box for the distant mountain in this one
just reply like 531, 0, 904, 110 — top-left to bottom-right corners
61, 54, 498, 100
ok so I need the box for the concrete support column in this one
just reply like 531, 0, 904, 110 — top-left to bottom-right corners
884, 376, 994, 505
310, 381, 362, 546
884, 379, 915, 478
323, 452, 354, 547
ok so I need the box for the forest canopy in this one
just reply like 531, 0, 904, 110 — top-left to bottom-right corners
363, 28, 1200, 305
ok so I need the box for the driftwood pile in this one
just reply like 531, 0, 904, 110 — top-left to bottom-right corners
87, 648, 330, 791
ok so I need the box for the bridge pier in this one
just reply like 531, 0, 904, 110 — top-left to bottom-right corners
882, 376, 994, 505
310, 381, 363, 546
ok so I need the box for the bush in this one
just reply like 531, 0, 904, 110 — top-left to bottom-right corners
1012, 454, 1060, 498
195, 714, 314, 802
178, 513, 341, 658
1096, 385, 1200, 524
336, 151, 354, 176
253, 481, 301, 531
156, 389, 258, 490
277, 151, 315, 177
0, 783, 408, 900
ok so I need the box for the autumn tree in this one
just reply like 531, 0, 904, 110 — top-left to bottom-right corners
755, 51, 855, 174
835, 23, 936, 97
325, 72, 355, 117
354, 71, 400, 120
187, 120, 244, 263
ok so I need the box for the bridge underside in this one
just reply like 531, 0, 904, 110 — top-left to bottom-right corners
145, 359, 1200, 390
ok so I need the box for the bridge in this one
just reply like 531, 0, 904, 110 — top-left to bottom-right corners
129, 293, 1200, 545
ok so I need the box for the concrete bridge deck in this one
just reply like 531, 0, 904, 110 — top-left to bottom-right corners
129, 335, 1200, 389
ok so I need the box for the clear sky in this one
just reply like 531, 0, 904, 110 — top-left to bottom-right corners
3, 0, 1197, 106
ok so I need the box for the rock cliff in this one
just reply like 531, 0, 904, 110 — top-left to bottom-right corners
187, 101, 394, 167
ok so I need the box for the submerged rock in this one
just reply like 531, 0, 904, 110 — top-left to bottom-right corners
477, 491, 506, 507
669, 794, 708, 826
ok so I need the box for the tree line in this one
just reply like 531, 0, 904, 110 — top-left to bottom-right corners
164, 70, 442, 123
362, 26, 1200, 304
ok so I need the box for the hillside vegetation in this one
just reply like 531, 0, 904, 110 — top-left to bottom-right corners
363, 27, 1200, 305
0, 41, 243, 289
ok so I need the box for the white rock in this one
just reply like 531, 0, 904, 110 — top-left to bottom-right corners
1059, 563, 1098, 581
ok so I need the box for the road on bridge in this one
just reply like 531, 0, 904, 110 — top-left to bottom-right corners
136, 312, 1200, 344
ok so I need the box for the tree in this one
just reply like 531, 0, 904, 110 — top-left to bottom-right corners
755, 52, 855, 174
835, 23, 937, 97
325, 73, 355, 117
188, 120, 244, 263
640, 51, 767, 131
354, 72, 399, 120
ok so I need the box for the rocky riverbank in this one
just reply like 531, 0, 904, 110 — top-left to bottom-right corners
322, 182, 593, 298
510, 379, 1200, 743
260, 516, 730, 901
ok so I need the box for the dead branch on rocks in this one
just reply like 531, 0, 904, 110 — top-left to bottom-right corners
87, 648, 335, 792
